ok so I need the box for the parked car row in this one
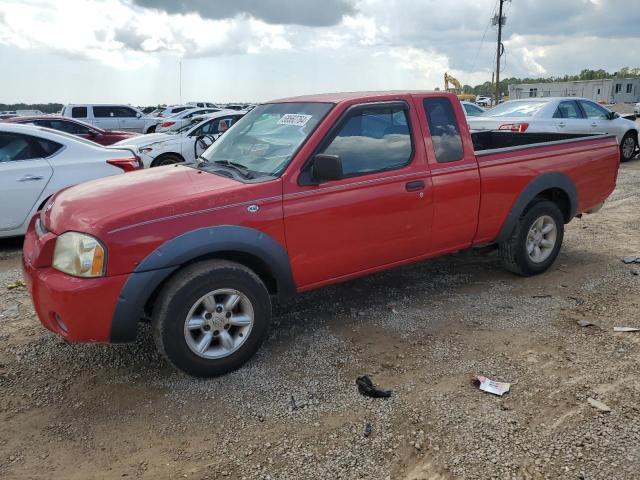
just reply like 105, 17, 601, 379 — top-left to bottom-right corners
115, 110, 246, 167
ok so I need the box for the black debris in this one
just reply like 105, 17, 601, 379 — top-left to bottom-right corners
356, 375, 392, 399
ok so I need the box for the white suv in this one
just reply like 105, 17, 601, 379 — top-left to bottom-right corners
61, 104, 161, 133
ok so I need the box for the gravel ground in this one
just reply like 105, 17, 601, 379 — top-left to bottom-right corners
1, 156, 640, 480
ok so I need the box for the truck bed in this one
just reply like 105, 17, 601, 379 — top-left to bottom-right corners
471, 131, 605, 155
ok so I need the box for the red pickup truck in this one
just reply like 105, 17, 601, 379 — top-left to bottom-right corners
22, 92, 620, 377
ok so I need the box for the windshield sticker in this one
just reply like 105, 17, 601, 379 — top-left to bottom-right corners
277, 114, 312, 127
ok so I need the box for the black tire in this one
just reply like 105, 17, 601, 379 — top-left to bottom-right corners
620, 132, 637, 162
146, 125, 156, 134
499, 200, 565, 276
152, 153, 182, 167
152, 260, 272, 377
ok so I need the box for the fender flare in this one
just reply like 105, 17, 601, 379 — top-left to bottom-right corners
496, 172, 578, 244
110, 225, 295, 342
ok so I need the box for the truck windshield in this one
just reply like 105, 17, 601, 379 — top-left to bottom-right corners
484, 100, 547, 117
198, 102, 332, 177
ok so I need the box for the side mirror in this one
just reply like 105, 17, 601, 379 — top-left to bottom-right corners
136, 112, 142, 118
311, 154, 343, 183
609, 111, 619, 120
88, 130, 98, 137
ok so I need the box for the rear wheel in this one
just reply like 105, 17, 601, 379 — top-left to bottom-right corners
620, 132, 637, 162
153, 260, 271, 377
500, 200, 564, 276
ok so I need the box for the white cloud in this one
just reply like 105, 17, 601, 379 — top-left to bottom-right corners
0, 0, 294, 69
0, 0, 639, 103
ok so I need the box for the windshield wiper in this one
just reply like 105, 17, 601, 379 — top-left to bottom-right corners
212, 160, 255, 179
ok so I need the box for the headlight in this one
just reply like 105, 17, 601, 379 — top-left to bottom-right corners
52, 232, 106, 278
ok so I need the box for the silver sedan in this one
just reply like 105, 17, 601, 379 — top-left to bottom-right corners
467, 97, 639, 161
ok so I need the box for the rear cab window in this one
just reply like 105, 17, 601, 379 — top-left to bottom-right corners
423, 97, 464, 163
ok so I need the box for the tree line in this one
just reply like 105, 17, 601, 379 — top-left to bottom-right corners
461, 67, 640, 97
0, 103, 64, 114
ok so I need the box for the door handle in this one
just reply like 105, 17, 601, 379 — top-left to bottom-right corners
591, 122, 598, 127
405, 180, 425, 192
18, 174, 44, 182
557, 122, 566, 128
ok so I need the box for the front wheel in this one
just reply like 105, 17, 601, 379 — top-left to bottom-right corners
153, 260, 272, 377
500, 200, 565, 276
620, 132, 637, 162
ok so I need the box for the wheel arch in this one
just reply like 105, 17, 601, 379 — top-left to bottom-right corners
110, 226, 295, 342
150, 152, 185, 167
496, 172, 578, 244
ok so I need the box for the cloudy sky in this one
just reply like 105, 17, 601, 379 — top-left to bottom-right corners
0, 0, 639, 105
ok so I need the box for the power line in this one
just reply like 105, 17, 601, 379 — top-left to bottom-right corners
470, 0, 499, 74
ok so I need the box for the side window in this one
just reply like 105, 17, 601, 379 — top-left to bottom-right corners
320, 106, 412, 177
71, 106, 87, 118
33, 120, 53, 129
193, 120, 216, 136
93, 106, 115, 118
0, 133, 61, 162
553, 101, 583, 119
34, 137, 63, 157
50, 120, 92, 135
114, 106, 137, 118
579, 101, 609, 120
463, 104, 484, 116
423, 98, 464, 163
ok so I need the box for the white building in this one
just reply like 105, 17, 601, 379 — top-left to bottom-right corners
508, 78, 640, 104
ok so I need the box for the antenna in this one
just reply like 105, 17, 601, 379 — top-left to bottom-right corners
179, 60, 182, 104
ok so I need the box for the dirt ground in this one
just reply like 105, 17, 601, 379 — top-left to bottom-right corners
1, 157, 640, 480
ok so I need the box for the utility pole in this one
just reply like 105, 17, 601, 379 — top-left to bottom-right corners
493, 0, 507, 105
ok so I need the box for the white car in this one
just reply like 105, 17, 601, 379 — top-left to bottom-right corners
155, 107, 224, 133
187, 101, 219, 108
0, 123, 141, 237
61, 104, 161, 133
634, 103, 640, 116
461, 101, 485, 117
113, 110, 246, 168
476, 96, 492, 107
149, 105, 194, 118
467, 97, 639, 161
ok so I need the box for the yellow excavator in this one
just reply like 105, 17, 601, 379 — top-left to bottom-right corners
444, 72, 476, 102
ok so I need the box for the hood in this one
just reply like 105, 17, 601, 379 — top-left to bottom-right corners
112, 132, 173, 147
44, 165, 248, 236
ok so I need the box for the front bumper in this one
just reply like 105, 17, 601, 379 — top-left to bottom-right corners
22, 216, 129, 342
